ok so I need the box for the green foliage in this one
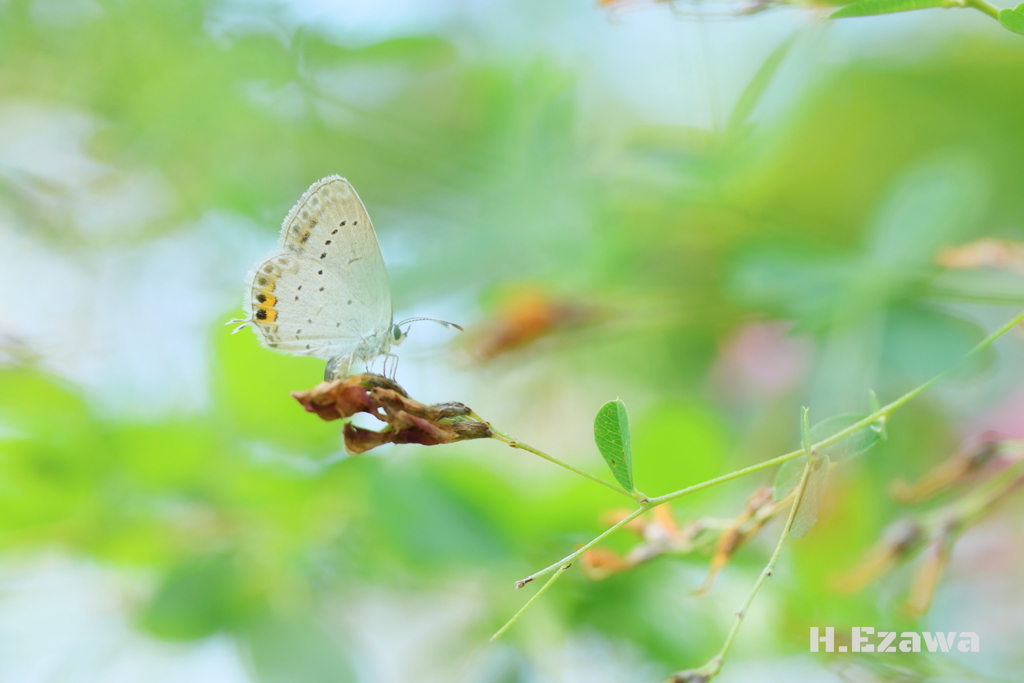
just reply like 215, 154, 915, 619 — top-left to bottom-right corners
830, 0, 955, 18
140, 553, 246, 640
774, 412, 883, 501
810, 414, 884, 462
242, 617, 357, 683
790, 455, 831, 539
594, 399, 635, 493
726, 36, 795, 137
632, 402, 727, 502
998, 3, 1024, 34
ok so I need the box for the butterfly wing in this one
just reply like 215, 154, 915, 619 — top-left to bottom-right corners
278, 176, 392, 335
246, 252, 365, 359
241, 176, 393, 363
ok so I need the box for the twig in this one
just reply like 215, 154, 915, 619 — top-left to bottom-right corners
491, 563, 573, 641
963, 0, 1000, 20
492, 309, 1024, 647
488, 428, 646, 502
514, 506, 649, 589
671, 408, 818, 680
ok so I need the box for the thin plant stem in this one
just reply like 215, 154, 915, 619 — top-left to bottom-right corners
690, 409, 818, 679
949, 459, 1024, 526
514, 506, 649, 588
488, 429, 645, 502
491, 562, 572, 641
495, 309, 1024, 642
963, 0, 1000, 19
650, 307, 1024, 507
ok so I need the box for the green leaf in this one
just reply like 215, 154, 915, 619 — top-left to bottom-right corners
998, 3, 1024, 35
726, 35, 795, 136
140, 554, 241, 640
800, 406, 812, 460
775, 407, 815, 503
830, 0, 953, 19
865, 155, 987, 270
773, 456, 806, 501
243, 617, 357, 683
594, 399, 634, 493
809, 413, 883, 462
791, 454, 831, 539
868, 389, 888, 440
882, 306, 992, 384
774, 411, 881, 501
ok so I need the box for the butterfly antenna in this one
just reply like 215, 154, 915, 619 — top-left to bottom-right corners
396, 317, 464, 332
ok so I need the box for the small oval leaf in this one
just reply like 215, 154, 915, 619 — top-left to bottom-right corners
790, 455, 831, 539
594, 399, 634, 493
811, 413, 882, 462
999, 4, 1024, 35
773, 456, 806, 501
830, 0, 953, 18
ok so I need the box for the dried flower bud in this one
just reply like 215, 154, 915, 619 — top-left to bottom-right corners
892, 435, 1005, 504
695, 487, 777, 595
465, 288, 599, 362
580, 548, 627, 580
342, 424, 393, 454
835, 518, 923, 593
291, 374, 409, 421
966, 437, 1002, 470
293, 374, 491, 454
600, 508, 649, 536
906, 521, 958, 617
936, 238, 1024, 273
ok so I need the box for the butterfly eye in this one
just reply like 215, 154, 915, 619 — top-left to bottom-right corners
393, 326, 402, 341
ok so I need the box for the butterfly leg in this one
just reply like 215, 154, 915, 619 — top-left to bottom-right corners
383, 352, 400, 379
324, 354, 353, 381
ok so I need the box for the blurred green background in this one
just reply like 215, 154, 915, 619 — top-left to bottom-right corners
2, 0, 1024, 681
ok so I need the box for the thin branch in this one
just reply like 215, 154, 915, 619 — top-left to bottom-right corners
651, 306, 1024, 507
491, 562, 573, 641
963, 0, 1000, 19
488, 429, 645, 501
493, 309, 1024, 646
677, 409, 818, 679
513, 506, 649, 589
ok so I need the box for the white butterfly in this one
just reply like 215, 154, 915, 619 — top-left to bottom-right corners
229, 175, 460, 379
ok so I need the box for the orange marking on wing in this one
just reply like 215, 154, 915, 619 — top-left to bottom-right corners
255, 275, 278, 324
258, 292, 278, 323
